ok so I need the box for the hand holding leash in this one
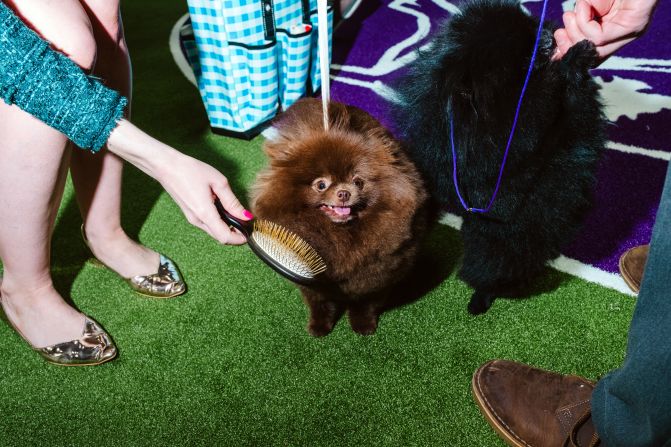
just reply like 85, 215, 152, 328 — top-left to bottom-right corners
553, 0, 658, 61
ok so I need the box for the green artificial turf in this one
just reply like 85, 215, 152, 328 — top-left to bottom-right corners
0, 1, 636, 445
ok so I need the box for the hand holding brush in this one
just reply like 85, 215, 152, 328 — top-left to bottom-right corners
105, 120, 253, 245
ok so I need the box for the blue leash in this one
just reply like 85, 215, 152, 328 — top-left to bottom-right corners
450, 0, 550, 213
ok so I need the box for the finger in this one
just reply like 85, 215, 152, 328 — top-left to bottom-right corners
562, 11, 588, 46
184, 210, 203, 228
190, 218, 227, 244
208, 224, 248, 245
574, 0, 614, 46
212, 181, 253, 222
553, 28, 572, 58
583, 0, 616, 19
203, 205, 248, 245
224, 230, 247, 245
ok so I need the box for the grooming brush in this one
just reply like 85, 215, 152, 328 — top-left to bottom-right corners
214, 199, 327, 285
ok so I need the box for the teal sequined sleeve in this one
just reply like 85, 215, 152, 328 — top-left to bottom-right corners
0, 3, 127, 152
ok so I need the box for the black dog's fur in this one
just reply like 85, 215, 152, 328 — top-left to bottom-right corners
395, 0, 606, 314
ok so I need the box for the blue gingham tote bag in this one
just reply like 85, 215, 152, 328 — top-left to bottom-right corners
180, 0, 333, 139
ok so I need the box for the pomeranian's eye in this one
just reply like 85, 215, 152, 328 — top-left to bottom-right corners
312, 177, 331, 192
353, 177, 364, 189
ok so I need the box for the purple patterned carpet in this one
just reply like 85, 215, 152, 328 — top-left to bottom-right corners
330, 0, 671, 277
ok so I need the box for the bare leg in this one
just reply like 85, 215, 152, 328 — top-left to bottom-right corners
71, 0, 159, 278
0, 0, 97, 347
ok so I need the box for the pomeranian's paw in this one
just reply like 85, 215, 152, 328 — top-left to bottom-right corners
562, 40, 598, 73
467, 291, 495, 315
307, 318, 335, 337
348, 312, 378, 336
350, 319, 378, 336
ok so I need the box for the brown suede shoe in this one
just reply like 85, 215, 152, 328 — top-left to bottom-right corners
618, 244, 649, 294
472, 360, 601, 447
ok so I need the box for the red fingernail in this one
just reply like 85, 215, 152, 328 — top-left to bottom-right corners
243, 210, 254, 219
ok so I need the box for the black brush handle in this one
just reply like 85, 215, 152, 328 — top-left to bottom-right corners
214, 198, 252, 238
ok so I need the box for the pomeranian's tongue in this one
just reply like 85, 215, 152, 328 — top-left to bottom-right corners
333, 206, 351, 216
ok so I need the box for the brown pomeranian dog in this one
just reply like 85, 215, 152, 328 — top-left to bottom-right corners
251, 98, 428, 336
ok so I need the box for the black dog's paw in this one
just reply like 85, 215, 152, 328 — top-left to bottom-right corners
562, 39, 599, 73
467, 291, 495, 315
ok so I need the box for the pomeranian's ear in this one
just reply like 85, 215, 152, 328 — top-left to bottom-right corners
263, 99, 322, 161
434, 58, 469, 105
274, 98, 324, 132
262, 118, 296, 162
328, 102, 352, 131
422, 39, 467, 100
263, 135, 296, 162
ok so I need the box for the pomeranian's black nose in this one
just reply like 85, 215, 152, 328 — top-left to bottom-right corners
337, 190, 351, 202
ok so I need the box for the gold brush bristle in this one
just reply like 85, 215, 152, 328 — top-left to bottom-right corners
251, 219, 327, 279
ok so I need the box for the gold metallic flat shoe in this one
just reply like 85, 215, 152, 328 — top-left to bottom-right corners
81, 225, 186, 299
36, 317, 117, 366
0, 297, 117, 366
125, 254, 186, 298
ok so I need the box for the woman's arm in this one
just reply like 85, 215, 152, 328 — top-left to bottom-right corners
106, 120, 250, 245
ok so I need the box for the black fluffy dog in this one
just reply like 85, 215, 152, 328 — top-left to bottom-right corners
395, 0, 606, 314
